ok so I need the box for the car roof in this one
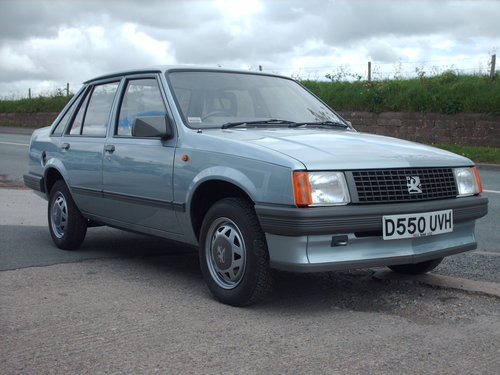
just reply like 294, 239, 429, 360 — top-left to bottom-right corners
84, 66, 289, 84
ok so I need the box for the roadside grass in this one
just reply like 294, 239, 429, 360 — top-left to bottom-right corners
431, 144, 500, 163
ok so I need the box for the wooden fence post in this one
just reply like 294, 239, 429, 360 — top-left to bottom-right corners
28, 88, 31, 99
368, 61, 372, 81
490, 54, 496, 81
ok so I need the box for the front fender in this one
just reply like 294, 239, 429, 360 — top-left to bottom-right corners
187, 166, 258, 207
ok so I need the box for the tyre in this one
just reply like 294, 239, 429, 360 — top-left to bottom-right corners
199, 198, 273, 306
388, 257, 443, 275
48, 180, 87, 250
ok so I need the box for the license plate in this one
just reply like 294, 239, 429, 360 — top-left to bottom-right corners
383, 209, 453, 240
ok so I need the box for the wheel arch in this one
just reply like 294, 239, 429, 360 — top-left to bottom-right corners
44, 167, 68, 197
190, 179, 254, 241
43, 156, 72, 197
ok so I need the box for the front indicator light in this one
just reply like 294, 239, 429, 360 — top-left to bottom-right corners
473, 166, 483, 193
293, 171, 312, 206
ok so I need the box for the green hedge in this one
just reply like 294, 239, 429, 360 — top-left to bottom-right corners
431, 144, 500, 163
0, 94, 73, 113
302, 72, 499, 115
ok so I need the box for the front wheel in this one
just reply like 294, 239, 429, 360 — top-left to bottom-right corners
199, 198, 273, 306
48, 180, 87, 250
388, 257, 443, 275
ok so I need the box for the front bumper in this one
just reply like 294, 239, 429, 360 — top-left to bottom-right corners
23, 173, 45, 193
256, 196, 488, 272
255, 196, 488, 236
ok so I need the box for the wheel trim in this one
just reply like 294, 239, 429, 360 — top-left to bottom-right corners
51, 193, 68, 239
205, 217, 247, 290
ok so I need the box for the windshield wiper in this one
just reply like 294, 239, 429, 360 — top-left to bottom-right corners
221, 119, 296, 129
288, 121, 349, 128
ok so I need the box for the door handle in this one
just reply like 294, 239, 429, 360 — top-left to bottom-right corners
61, 143, 70, 150
104, 144, 115, 153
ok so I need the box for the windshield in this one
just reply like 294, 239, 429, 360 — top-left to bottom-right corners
167, 71, 348, 129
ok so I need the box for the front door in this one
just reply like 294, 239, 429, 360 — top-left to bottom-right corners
101, 76, 181, 236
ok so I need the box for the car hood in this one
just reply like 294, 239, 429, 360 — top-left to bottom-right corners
204, 128, 472, 170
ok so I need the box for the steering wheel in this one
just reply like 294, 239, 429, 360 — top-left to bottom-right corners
201, 110, 232, 121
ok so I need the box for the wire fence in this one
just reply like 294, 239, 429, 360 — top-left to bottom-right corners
0, 83, 78, 101
257, 54, 497, 82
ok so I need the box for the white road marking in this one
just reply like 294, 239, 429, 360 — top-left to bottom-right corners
483, 189, 500, 194
0, 141, 29, 147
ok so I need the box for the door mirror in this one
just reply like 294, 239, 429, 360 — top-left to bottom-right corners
132, 116, 173, 138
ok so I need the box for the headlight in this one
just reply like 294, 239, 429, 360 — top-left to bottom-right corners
293, 171, 350, 206
454, 167, 482, 197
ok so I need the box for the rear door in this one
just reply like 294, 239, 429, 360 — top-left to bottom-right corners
101, 75, 181, 236
59, 80, 120, 216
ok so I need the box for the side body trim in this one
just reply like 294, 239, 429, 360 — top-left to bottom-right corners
72, 186, 186, 212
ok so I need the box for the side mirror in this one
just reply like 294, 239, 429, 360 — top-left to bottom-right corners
132, 116, 173, 138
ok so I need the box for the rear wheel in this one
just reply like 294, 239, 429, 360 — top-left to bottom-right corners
199, 198, 273, 306
388, 258, 443, 275
48, 180, 87, 250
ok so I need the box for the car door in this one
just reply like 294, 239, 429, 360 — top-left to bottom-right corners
101, 75, 181, 236
59, 80, 120, 216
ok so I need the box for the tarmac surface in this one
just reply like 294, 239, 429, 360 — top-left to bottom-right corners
1, 189, 499, 374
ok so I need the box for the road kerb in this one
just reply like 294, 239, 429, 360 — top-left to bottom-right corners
373, 270, 500, 298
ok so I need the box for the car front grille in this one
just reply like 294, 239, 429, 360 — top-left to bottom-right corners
347, 168, 457, 203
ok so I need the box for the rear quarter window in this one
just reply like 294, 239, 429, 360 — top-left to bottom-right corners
68, 82, 119, 137
51, 92, 82, 136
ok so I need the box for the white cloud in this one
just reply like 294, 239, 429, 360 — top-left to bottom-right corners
213, 0, 264, 19
122, 23, 175, 64
0, 0, 499, 96
0, 46, 41, 74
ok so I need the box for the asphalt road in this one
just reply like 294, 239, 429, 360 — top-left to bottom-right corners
1, 127, 499, 374
1, 189, 499, 374
0, 132, 30, 186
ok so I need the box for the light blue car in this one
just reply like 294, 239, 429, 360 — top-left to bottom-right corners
24, 67, 488, 306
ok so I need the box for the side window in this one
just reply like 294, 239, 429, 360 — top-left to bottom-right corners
68, 82, 119, 137
52, 93, 81, 136
82, 83, 119, 136
117, 78, 167, 136
70, 92, 90, 135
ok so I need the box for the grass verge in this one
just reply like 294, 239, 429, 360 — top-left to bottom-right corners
432, 144, 500, 163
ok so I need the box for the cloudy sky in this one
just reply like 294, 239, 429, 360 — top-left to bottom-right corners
0, 0, 499, 97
